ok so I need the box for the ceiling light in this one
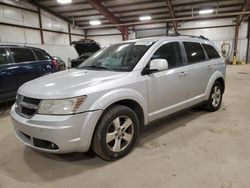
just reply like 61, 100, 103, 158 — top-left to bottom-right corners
89, 20, 101, 26
139, 16, 151, 21
57, 0, 72, 4
199, 9, 214, 15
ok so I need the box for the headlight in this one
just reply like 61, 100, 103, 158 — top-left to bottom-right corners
37, 96, 87, 115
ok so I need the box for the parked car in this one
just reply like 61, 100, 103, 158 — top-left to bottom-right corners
11, 36, 226, 161
0, 45, 58, 103
70, 39, 101, 68
52, 56, 66, 71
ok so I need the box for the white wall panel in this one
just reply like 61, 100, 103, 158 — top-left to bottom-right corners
1, 0, 37, 11
136, 28, 166, 38
22, 11, 39, 28
24, 29, 41, 44
41, 10, 68, 32
43, 31, 69, 45
0, 25, 25, 43
87, 35, 122, 47
0, 5, 39, 27
0, 5, 23, 25
43, 31, 54, 45
87, 28, 120, 35
71, 35, 85, 42
53, 33, 69, 45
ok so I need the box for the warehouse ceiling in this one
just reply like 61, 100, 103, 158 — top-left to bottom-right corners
33, 0, 247, 29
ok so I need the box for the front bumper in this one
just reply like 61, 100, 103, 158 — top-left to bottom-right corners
10, 104, 102, 153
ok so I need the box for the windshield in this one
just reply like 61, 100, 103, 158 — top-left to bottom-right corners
77, 42, 153, 71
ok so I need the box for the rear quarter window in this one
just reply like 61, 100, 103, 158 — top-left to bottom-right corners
202, 44, 220, 59
33, 50, 51, 61
10, 48, 36, 63
183, 42, 206, 64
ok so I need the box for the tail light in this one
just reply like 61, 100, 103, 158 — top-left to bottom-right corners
51, 59, 58, 70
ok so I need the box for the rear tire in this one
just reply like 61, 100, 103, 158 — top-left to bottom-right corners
204, 81, 223, 112
92, 105, 139, 161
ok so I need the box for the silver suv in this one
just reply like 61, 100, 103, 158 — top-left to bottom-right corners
11, 36, 226, 161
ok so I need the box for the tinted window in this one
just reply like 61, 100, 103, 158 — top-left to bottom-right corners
34, 50, 50, 61
202, 44, 220, 59
10, 48, 35, 63
184, 42, 206, 64
0, 48, 8, 65
152, 42, 183, 68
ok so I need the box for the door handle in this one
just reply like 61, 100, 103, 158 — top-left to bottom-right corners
179, 72, 188, 76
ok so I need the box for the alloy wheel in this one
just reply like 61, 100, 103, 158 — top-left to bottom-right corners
106, 116, 134, 152
211, 86, 221, 107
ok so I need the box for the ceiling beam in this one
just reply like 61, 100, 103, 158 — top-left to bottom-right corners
70, 3, 242, 20
166, 0, 178, 32
49, 0, 223, 10
77, 9, 242, 27
77, 11, 250, 29
85, 0, 128, 39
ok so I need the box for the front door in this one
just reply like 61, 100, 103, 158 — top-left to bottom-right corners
146, 42, 189, 122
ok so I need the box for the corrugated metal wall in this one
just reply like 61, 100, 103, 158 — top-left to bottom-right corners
0, 1, 248, 63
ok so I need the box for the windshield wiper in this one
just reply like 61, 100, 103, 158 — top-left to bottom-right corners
81, 65, 112, 71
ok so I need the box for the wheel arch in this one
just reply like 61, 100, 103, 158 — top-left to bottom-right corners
79, 89, 148, 152
205, 71, 225, 99
89, 88, 148, 125
215, 77, 225, 93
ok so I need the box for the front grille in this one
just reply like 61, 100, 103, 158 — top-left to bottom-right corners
16, 95, 41, 118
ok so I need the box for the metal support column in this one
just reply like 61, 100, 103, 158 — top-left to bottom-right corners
233, 16, 240, 65
38, 7, 44, 44
68, 23, 72, 44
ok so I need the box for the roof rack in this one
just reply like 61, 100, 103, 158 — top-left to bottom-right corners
167, 32, 209, 41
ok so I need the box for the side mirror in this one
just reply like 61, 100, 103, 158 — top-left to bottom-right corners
142, 59, 169, 75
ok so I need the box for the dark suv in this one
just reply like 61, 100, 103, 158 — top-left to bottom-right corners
0, 45, 58, 103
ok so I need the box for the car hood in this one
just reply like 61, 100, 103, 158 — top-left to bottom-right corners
71, 41, 100, 56
19, 69, 128, 99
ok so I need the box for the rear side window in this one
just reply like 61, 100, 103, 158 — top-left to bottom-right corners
0, 48, 8, 65
202, 44, 220, 59
10, 48, 35, 63
33, 50, 50, 61
184, 42, 206, 64
152, 42, 183, 68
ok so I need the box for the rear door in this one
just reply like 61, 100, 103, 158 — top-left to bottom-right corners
9, 47, 40, 90
147, 42, 189, 121
182, 42, 211, 104
33, 49, 54, 75
0, 48, 16, 102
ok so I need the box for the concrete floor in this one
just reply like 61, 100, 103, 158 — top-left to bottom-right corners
0, 65, 250, 188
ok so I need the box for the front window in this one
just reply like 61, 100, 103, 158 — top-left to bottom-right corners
78, 42, 153, 71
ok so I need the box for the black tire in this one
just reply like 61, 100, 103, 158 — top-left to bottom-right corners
92, 105, 139, 161
204, 81, 223, 112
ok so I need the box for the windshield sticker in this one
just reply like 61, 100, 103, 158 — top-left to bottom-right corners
135, 41, 153, 46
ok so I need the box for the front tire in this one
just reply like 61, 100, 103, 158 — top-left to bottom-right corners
205, 81, 223, 112
92, 105, 139, 161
